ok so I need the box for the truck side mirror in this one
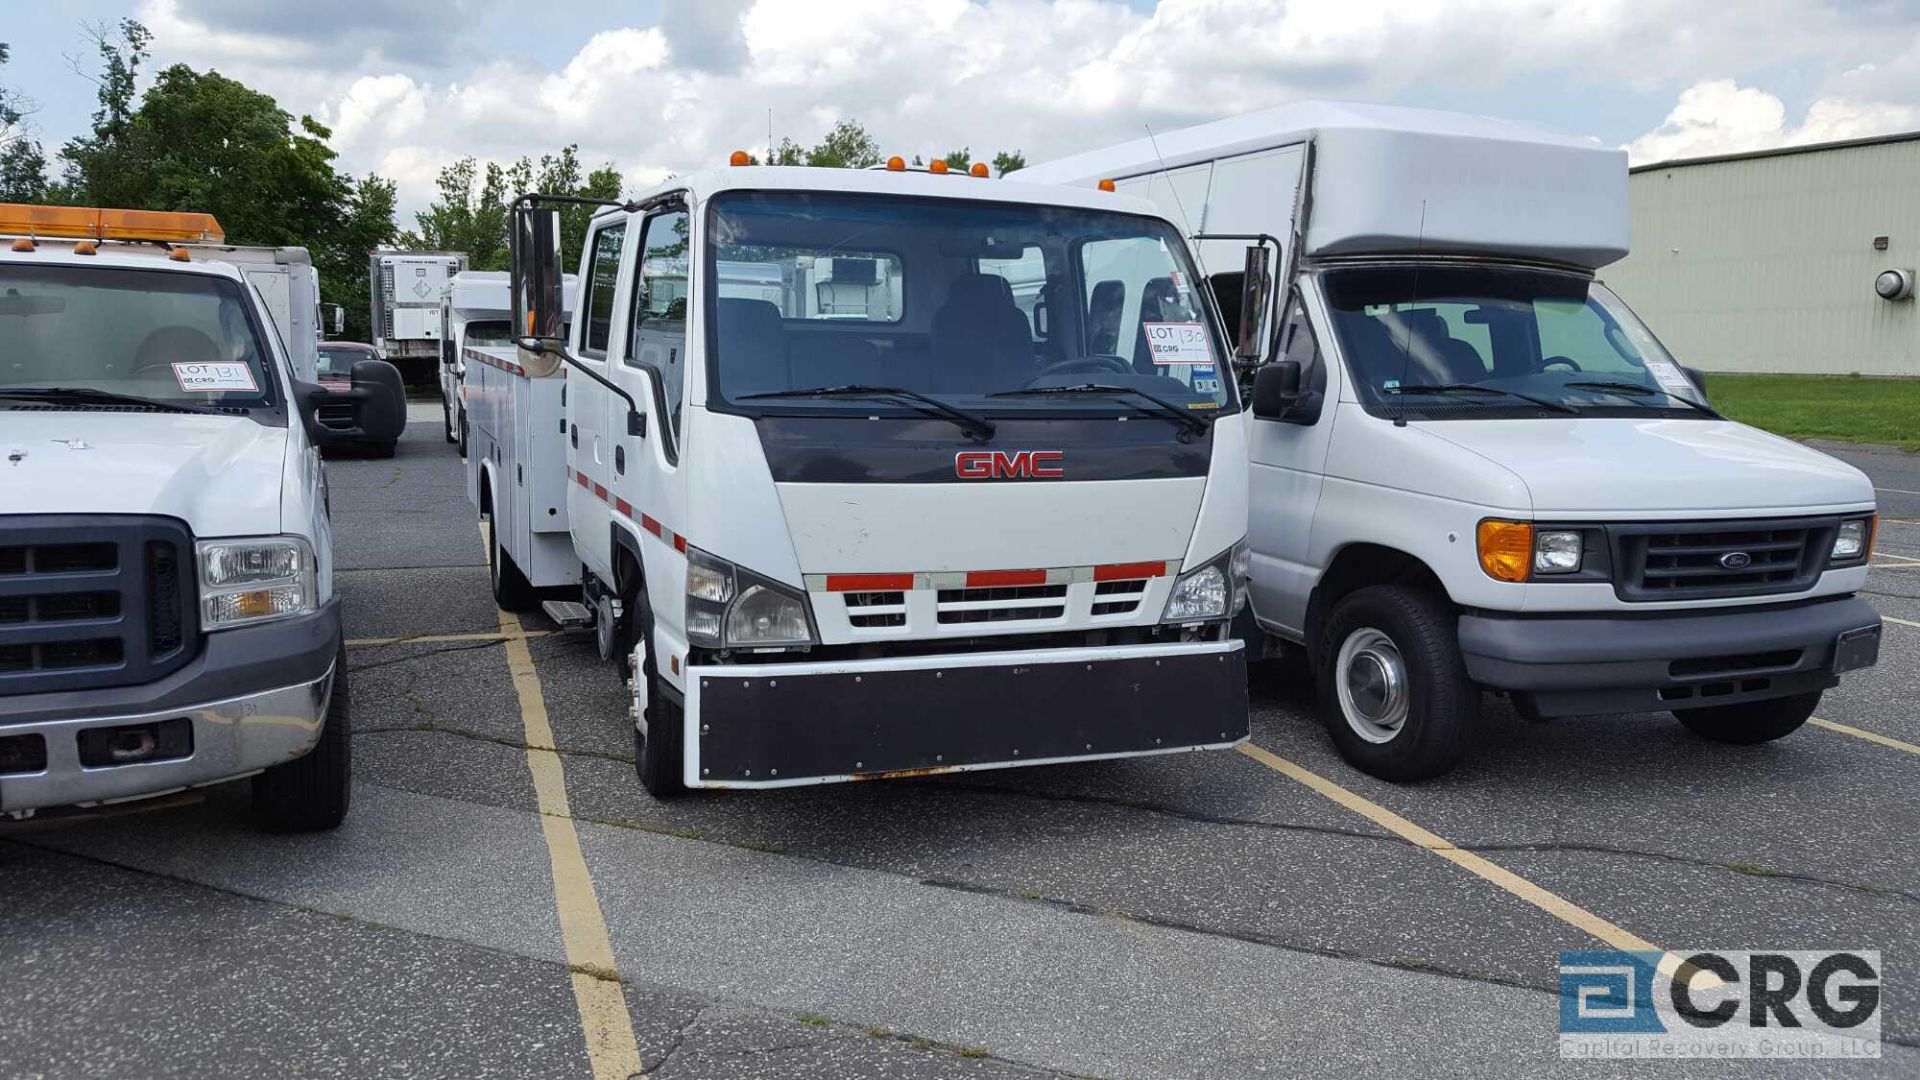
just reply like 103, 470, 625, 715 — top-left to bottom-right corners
1236, 245, 1272, 363
323, 304, 346, 336
1250, 360, 1302, 420
512, 205, 566, 347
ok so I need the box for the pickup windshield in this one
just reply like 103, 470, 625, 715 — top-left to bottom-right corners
0, 264, 276, 408
1320, 264, 1706, 420
705, 192, 1234, 417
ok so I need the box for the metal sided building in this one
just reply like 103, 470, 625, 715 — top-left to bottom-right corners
1604, 132, 1920, 376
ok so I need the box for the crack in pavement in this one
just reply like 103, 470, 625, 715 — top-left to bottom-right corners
354, 722, 637, 766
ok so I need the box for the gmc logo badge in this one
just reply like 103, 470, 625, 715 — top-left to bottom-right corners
955, 450, 1064, 479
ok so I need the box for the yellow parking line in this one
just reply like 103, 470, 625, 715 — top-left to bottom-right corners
1236, 743, 1702, 982
345, 630, 556, 648
498, 607, 643, 1079
1811, 717, 1920, 756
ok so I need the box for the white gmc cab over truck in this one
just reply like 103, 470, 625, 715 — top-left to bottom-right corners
1019, 102, 1884, 780
475, 161, 1258, 796
0, 204, 396, 828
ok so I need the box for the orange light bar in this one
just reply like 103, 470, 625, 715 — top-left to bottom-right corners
0, 203, 224, 244
1097, 178, 1116, 192
729, 150, 751, 166
886, 155, 905, 171
969, 162, 989, 178
929, 160, 949, 174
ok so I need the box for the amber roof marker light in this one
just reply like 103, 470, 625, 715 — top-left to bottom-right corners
886, 155, 906, 171
929, 159, 950, 174
1097, 178, 1117, 192
970, 162, 990, 178
729, 150, 752, 166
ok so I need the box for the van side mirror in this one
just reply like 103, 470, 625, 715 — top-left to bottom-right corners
1250, 360, 1303, 420
511, 205, 566, 347
1236, 245, 1272, 362
323, 304, 346, 336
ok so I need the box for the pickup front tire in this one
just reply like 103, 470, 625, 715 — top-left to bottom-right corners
253, 640, 352, 832
1673, 691, 1820, 744
1316, 585, 1475, 781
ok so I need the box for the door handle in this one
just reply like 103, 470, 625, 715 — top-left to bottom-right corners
615, 445, 625, 475
570, 423, 578, 448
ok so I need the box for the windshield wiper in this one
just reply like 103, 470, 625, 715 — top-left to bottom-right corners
1388, 382, 1578, 415
0, 387, 227, 415
988, 383, 1212, 438
740, 384, 995, 440
1563, 380, 1720, 417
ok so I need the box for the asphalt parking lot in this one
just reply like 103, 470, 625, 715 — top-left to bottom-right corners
3, 409, 1917, 1079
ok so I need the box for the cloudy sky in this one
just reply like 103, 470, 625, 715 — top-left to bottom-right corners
6, 0, 1920, 219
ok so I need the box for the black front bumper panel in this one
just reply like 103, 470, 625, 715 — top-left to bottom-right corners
688, 640, 1248, 785
1458, 595, 1882, 718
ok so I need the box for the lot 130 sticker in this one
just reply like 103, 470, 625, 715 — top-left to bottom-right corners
1142, 322, 1212, 364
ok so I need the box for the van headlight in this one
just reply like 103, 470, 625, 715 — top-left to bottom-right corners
1161, 541, 1247, 624
1831, 516, 1876, 564
685, 547, 815, 650
197, 536, 316, 630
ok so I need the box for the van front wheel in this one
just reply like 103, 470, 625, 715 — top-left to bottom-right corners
1673, 691, 1819, 744
1316, 585, 1475, 781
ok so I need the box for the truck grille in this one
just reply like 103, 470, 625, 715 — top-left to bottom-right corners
936, 583, 1068, 625
1612, 518, 1832, 602
0, 516, 197, 697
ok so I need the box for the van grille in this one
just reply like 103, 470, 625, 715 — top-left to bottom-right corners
0, 517, 197, 697
1612, 518, 1831, 602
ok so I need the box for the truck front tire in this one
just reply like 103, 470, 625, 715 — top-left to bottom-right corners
253, 640, 352, 832
1673, 691, 1820, 745
1317, 585, 1475, 782
630, 599, 686, 799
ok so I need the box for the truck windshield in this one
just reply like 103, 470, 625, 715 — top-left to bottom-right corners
1320, 265, 1706, 420
0, 264, 276, 408
705, 192, 1234, 417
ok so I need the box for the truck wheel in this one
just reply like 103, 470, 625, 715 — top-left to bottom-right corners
488, 515, 538, 611
457, 408, 469, 458
1673, 691, 1820, 745
1316, 585, 1475, 781
253, 640, 352, 832
629, 602, 686, 799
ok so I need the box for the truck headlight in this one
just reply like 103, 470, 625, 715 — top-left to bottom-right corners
197, 536, 316, 630
1533, 530, 1583, 574
1831, 516, 1876, 563
685, 547, 815, 650
1161, 541, 1245, 624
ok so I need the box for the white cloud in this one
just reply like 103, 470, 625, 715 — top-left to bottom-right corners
1626, 79, 1920, 164
126, 0, 1920, 218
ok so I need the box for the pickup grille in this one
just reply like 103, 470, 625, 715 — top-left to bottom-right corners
1612, 518, 1833, 602
0, 516, 198, 697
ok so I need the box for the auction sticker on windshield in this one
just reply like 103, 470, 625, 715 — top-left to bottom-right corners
173, 362, 259, 393
1143, 322, 1211, 364
1640, 359, 1698, 399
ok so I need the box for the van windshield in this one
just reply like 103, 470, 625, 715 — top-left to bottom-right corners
0, 264, 276, 408
705, 192, 1235, 417
1320, 265, 1706, 420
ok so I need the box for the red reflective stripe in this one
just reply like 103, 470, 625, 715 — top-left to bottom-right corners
613, 497, 632, 517
639, 514, 663, 537
575, 471, 589, 488
1094, 561, 1169, 581
592, 483, 607, 501
825, 573, 914, 592
673, 534, 688, 554
965, 568, 1047, 587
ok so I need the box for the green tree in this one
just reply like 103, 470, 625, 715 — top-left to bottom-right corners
805, 119, 881, 169
940, 147, 972, 170
991, 150, 1026, 176
0, 41, 50, 201
58, 19, 151, 206
404, 145, 623, 273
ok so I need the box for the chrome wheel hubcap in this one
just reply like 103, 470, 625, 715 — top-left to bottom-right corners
1336, 627, 1408, 744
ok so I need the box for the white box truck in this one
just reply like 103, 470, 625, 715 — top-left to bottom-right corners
370, 249, 467, 383
475, 162, 1255, 796
1017, 102, 1883, 780
438, 270, 577, 452
0, 203, 396, 828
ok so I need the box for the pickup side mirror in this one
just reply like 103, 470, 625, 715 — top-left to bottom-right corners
1250, 360, 1303, 421
1236, 245, 1273, 362
293, 359, 407, 449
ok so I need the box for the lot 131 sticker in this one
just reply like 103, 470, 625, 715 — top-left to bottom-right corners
1142, 322, 1212, 364
172, 362, 260, 393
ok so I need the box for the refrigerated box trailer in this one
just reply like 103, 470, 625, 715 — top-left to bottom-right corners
369, 250, 467, 383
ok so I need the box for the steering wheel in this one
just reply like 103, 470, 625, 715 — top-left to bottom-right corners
1540, 355, 1583, 373
1032, 353, 1134, 379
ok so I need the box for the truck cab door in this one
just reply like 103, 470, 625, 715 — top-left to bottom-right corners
1247, 291, 1338, 638
609, 206, 689, 557
568, 220, 630, 585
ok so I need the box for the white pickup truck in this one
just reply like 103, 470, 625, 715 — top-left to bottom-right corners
0, 203, 381, 828
1019, 102, 1883, 780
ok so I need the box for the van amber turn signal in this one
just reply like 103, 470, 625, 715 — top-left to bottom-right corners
1477, 519, 1533, 582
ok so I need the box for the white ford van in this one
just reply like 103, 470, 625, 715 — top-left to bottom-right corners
1019, 103, 1883, 780
0, 204, 387, 827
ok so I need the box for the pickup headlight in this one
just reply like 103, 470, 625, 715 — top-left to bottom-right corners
685, 547, 815, 650
197, 536, 316, 630
1831, 516, 1876, 564
1161, 540, 1247, 624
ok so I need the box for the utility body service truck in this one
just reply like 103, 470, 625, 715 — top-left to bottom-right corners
1018, 102, 1884, 780
369, 249, 468, 384
0, 204, 398, 828
475, 160, 1256, 795
439, 270, 578, 452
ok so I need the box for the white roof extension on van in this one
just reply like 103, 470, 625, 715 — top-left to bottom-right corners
1013, 100, 1630, 270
